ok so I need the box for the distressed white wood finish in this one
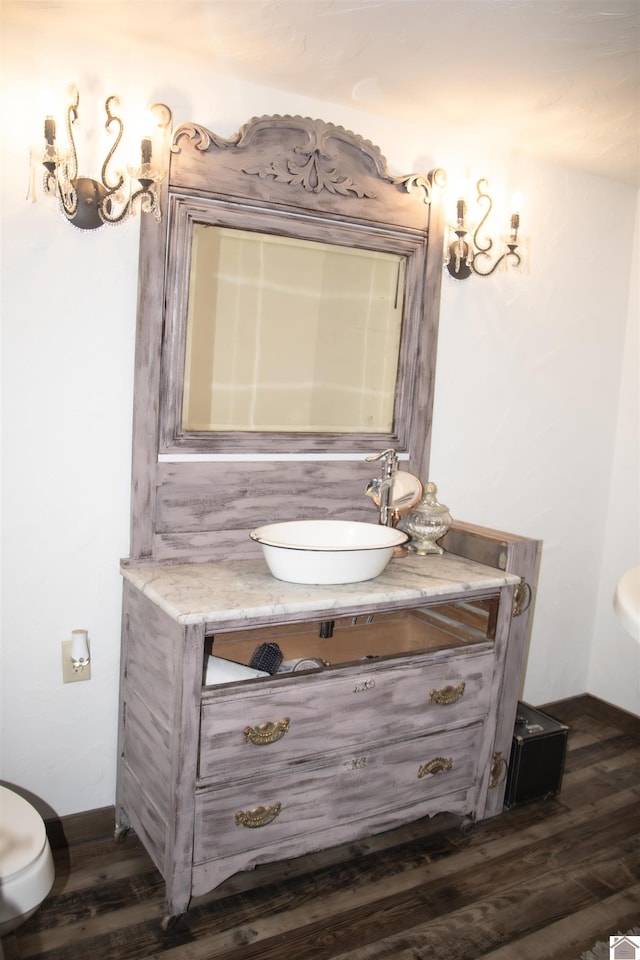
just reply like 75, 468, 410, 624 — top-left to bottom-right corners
116, 583, 205, 914
116, 524, 540, 921
193, 722, 484, 863
198, 648, 494, 781
129, 114, 446, 562
120, 112, 542, 924
440, 521, 542, 816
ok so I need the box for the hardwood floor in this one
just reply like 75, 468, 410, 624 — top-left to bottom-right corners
8, 697, 640, 960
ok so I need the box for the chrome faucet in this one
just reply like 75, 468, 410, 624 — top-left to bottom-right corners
365, 448, 398, 526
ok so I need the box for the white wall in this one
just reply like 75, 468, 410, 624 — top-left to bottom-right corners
430, 167, 640, 709
1, 18, 638, 817
588, 203, 640, 710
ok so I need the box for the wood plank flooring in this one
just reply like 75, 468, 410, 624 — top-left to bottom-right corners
8, 699, 640, 960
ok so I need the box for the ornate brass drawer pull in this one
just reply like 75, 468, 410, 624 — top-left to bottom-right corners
418, 757, 453, 778
489, 751, 507, 788
234, 803, 282, 828
513, 580, 532, 617
429, 682, 465, 705
243, 718, 290, 745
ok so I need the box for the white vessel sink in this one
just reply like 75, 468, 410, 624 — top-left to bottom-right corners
250, 519, 408, 584
613, 565, 640, 643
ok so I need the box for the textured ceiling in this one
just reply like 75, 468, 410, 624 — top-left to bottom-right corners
5, 0, 640, 185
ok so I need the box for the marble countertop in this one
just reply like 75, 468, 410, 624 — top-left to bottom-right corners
121, 553, 520, 626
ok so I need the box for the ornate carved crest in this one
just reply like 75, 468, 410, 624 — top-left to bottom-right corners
170, 114, 444, 204
241, 117, 378, 198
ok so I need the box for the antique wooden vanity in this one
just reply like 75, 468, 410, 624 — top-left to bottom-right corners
116, 111, 541, 924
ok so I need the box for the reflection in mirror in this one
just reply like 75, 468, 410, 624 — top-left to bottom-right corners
182, 225, 406, 434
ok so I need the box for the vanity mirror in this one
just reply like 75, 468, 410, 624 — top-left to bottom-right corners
182, 225, 406, 436
131, 113, 446, 561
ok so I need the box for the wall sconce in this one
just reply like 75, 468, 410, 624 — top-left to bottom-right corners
29, 85, 171, 230
444, 179, 523, 280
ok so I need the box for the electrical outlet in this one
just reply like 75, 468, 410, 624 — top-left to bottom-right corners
61, 639, 91, 683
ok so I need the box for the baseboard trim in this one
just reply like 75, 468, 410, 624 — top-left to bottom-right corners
46, 804, 116, 849
45, 694, 639, 849
540, 693, 640, 737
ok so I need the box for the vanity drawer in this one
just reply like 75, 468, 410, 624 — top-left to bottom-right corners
198, 651, 493, 783
194, 722, 484, 862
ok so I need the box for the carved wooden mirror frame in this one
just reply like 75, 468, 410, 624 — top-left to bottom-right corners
130, 113, 446, 563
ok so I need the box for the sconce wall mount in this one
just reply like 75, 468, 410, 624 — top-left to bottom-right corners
32, 85, 172, 230
445, 179, 523, 280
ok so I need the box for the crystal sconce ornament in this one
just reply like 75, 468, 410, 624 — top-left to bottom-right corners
444, 179, 525, 279
29, 85, 171, 230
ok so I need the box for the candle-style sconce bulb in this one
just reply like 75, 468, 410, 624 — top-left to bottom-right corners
44, 115, 56, 145
510, 212, 520, 243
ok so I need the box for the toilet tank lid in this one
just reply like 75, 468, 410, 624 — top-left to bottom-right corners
0, 786, 49, 881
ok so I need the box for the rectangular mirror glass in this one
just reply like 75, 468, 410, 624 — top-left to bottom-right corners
182, 225, 406, 434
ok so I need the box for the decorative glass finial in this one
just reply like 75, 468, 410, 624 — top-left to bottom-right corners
402, 482, 452, 555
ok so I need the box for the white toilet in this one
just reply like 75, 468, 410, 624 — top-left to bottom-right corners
0, 785, 55, 938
